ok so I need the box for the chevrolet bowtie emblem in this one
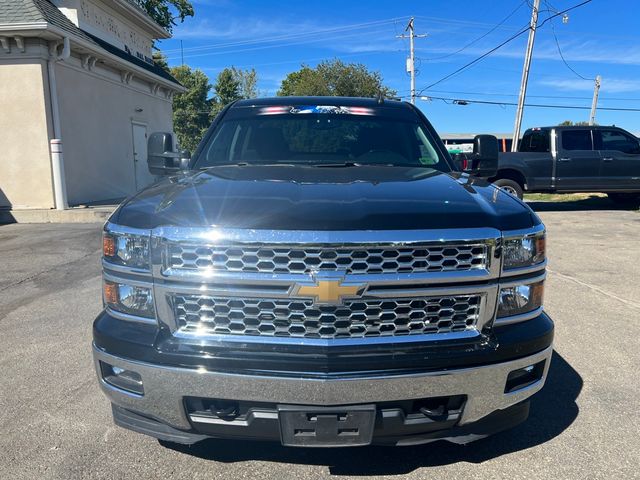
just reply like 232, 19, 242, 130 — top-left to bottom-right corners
294, 279, 364, 305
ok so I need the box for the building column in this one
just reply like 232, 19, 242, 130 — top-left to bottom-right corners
47, 38, 70, 210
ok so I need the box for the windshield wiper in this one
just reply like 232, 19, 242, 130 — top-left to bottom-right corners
199, 162, 431, 169
312, 162, 364, 168
199, 162, 302, 169
314, 162, 431, 168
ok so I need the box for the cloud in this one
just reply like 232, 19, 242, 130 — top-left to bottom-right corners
169, 16, 404, 57
539, 78, 640, 93
332, 42, 403, 54
526, 40, 640, 66
415, 38, 640, 67
172, 18, 297, 40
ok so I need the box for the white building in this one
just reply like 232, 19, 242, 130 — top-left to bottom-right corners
0, 0, 184, 210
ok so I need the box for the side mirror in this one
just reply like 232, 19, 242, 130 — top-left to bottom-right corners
458, 135, 499, 177
178, 150, 191, 170
147, 132, 191, 175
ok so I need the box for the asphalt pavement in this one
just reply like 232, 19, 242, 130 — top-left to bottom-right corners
0, 198, 638, 479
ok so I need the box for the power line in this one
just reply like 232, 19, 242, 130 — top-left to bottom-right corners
396, 84, 640, 104
543, 0, 594, 81
418, 95, 640, 112
165, 25, 397, 61
424, 0, 527, 61
413, 14, 524, 32
421, 89, 640, 102
418, 26, 531, 93
417, 0, 593, 95
208, 49, 403, 70
162, 18, 402, 55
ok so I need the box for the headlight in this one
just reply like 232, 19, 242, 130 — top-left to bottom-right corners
103, 231, 150, 270
104, 280, 154, 318
503, 232, 545, 270
497, 280, 544, 318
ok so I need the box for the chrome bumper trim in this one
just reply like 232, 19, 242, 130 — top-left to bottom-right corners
170, 328, 482, 347
494, 306, 544, 326
93, 343, 553, 431
154, 226, 503, 245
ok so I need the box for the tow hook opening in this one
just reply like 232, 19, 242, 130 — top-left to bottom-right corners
505, 360, 546, 393
420, 404, 448, 421
415, 395, 465, 421
210, 400, 240, 421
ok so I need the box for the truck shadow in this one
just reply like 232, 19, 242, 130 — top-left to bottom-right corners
161, 351, 582, 475
0, 189, 16, 225
526, 196, 636, 212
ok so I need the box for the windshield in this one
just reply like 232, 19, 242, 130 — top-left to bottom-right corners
194, 109, 450, 171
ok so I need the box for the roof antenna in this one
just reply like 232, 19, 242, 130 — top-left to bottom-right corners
377, 91, 385, 104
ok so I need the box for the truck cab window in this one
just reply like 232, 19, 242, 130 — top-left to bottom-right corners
520, 131, 550, 152
599, 130, 640, 154
561, 130, 593, 151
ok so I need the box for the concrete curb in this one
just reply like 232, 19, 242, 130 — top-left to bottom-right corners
0, 206, 116, 224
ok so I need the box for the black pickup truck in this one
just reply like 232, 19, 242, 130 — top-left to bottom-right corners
93, 97, 553, 448
489, 126, 640, 205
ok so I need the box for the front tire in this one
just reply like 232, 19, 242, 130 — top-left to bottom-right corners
493, 179, 524, 200
607, 193, 640, 208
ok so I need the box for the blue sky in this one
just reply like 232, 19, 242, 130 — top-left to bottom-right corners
157, 0, 640, 135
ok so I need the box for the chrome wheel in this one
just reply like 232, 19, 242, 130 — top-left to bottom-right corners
500, 185, 518, 196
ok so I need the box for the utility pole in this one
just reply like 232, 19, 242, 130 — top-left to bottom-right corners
589, 75, 601, 125
396, 18, 427, 104
511, 0, 540, 151
180, 40, 184, 66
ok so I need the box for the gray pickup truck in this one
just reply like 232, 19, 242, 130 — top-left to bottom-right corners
489, 126, 640, 205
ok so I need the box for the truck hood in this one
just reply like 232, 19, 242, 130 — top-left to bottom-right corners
112, 166, 539, 231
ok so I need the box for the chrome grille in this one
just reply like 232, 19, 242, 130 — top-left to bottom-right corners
173, 294, 482, 339
167, 243, 488, 275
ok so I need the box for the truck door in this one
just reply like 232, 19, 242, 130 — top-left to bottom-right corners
595, 128, 640, 191
556, 129, 601, 191
519, 129, 552, 189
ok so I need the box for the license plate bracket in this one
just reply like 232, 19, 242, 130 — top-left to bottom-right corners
278, 404, 376, 447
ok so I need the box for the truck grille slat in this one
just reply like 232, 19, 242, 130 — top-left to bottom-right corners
173, 294, 481, 339
167, 244, 488, 275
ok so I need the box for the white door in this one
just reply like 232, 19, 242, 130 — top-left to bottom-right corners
132, 123, 148, 190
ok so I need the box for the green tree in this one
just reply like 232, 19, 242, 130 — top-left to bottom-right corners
277, 59, 396, 98
559, 120, 593, 126
170, 65, 212, 152
164, 63, 260, 150
214, 68, 241, 105
211, 67, 259, 115
152, 51, 169, 71
233, 67, 259, 99
137, 0, 194, 33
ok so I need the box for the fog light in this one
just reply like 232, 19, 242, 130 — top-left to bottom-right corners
100, 361, 144, 395
505, 360, 546, 393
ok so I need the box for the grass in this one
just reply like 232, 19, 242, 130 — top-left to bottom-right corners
523, 192, 608, 202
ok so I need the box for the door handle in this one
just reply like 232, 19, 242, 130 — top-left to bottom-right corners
602, 157, 614, 162
558, 157, 571, 163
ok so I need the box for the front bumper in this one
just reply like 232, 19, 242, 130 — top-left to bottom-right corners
93, 342, 552, 445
